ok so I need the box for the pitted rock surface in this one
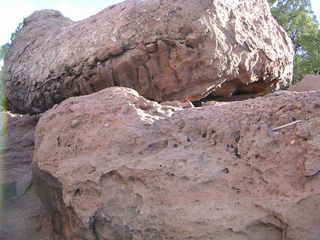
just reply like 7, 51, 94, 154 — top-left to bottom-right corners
5, 0, 293, 114
33, 87, 320, 240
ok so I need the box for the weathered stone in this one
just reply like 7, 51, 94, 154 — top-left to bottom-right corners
34, 87, 320, 240
289, 75, 320, 92
0, 113, 53, 240
5, 0, 293, 114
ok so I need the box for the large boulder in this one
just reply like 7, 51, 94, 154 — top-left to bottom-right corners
289, 75, 320, 92
33, 87, 320, 240
5, 0, 293, 114
0, 113, 53, 240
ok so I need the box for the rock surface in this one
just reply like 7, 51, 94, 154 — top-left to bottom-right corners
33, 87, 320, 240
0, 113, 52, 240
289, 75, 320, 92
5, 0, 293, 114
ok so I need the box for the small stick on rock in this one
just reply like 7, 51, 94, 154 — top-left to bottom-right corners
272, 120, 303, 131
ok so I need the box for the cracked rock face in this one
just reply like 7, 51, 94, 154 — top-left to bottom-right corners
5, 0, 293, 114
33, 87, 320, 240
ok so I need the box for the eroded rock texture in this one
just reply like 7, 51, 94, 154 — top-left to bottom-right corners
5, 0, 293, 114
34, 87, 320, 240
0, 113, 53, 240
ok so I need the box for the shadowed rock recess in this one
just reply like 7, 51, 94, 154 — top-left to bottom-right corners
33, 87, 320, 240
4, 0, 293, 114
0, 113, 53, 240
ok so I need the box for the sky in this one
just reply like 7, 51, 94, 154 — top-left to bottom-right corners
312, 0, 320, 21
0, 0, 125, 45
0, 0, 320, 45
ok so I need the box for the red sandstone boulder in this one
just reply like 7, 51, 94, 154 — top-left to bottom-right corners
289, 75, 320, 92
5, 0, 293, 114
33, 87, 320, 240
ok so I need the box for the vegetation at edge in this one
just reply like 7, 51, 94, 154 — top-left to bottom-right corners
268, 0, 320, 83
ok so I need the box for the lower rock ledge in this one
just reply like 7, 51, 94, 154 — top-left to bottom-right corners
33, 87, 320, 240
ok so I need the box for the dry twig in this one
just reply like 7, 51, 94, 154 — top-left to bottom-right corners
272, 120, 303, 131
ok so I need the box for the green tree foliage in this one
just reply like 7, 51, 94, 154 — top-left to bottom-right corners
268, 0, 320, 83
